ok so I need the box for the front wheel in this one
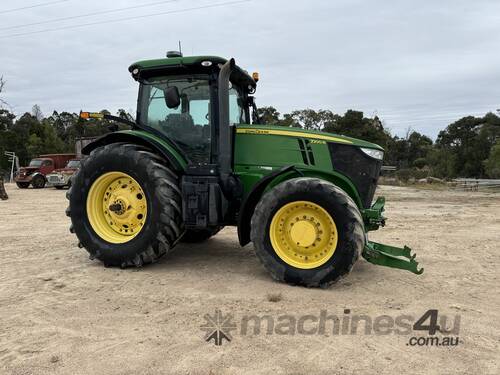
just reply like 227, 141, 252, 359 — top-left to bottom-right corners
67, 143, 183, 267
16, 182, 30, 189
251, 178, 365, 288
32, 175, 46, 189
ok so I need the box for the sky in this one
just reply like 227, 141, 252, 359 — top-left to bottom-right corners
1, 0, 499, 139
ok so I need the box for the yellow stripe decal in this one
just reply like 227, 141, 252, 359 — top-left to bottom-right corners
236, 128, 352, 144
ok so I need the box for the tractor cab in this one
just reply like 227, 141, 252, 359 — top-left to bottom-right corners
126, 54, 261, 229
129, 54, 257, 167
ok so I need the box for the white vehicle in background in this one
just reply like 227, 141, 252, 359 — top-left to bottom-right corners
46, 159, 81, 189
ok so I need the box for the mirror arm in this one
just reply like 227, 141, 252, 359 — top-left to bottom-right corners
248, 96, 261, 124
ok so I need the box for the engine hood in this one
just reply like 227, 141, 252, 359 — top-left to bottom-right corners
235, 125, 384, 151
20, 167, 40, 172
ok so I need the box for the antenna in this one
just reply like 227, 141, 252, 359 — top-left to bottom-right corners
167, 41, 183, 58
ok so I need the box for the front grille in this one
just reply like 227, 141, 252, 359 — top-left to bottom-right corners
328, 143, 382, 208
48, 175, 62, 183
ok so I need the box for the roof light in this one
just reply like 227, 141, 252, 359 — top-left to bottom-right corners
252, 72, 260, 82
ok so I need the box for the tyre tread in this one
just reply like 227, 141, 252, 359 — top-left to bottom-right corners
250, 177, 365, 288
66, 143, 183, 267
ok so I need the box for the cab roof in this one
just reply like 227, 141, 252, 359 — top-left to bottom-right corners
128, 55, 256, 91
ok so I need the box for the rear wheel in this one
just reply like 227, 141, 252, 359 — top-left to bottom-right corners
181, 227, 222, 243
251, 178, 365, 288
16, 182, 30, 189
55, 186, 64, 190
32, 175, 46, 189
67, 143, 183, 267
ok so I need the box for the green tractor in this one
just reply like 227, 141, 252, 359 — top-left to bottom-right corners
68, 52, 423, 287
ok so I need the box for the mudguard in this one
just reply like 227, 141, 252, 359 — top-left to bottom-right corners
237, 165, 298, 246
82, 130, 187, 171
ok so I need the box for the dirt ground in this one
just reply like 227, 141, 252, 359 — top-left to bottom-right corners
0, 183, 499, 375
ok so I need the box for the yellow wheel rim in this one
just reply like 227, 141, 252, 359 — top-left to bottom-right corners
86, 172, 147, 244
269, 201, 338, 269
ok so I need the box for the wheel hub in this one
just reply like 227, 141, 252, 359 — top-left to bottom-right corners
86, 172, 147, 244
109, 202, 125, 215
269, 201, 338, 269
289, 220, 317, 247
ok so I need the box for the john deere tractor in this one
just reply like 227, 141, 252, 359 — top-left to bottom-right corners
68, 52, 422, 287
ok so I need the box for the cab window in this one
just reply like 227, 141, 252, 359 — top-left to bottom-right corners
140, 75, 211, 164
229, 85, 245, 125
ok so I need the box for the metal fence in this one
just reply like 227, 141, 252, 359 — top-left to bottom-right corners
452, 178, 500, 191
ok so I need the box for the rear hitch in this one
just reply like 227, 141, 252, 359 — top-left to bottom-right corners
362, 241, 424, 275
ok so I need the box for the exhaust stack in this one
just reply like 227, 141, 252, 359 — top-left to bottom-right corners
217, 58, 235, 188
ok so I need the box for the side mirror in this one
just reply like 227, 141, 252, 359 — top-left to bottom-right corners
164, 86, 180, 109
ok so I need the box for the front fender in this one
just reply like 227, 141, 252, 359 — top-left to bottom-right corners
31, 172, 46, 180
237, 166, 298, 246
267, 168, 363, 208
236, 166, 363, 246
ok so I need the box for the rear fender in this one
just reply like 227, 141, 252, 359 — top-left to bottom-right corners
82, 131, 187, 172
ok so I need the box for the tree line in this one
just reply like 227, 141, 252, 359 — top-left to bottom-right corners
0, 101, 499, 179
257, 106, 500, 179
0, 106, 131, 173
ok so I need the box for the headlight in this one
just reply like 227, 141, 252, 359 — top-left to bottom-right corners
360, 147, 384, 160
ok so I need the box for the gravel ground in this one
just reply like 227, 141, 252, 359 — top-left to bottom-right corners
0, 184, 499, 375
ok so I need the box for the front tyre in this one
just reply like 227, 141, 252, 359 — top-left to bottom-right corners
32, 175, 46, 189
67, 143, 183, 267
250, 178, 365, 288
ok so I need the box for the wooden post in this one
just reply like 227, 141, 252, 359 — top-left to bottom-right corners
0, 176, 8, 200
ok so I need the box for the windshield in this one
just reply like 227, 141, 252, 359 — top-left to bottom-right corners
139, 75, 212, 164
29, 159, 43, 167
66, 160, 81, 168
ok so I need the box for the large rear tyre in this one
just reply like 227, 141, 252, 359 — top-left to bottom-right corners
250, 178, 365, 288
181, 227, 222, 243
67, 143, 183, 267
16, 182, 30, 189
